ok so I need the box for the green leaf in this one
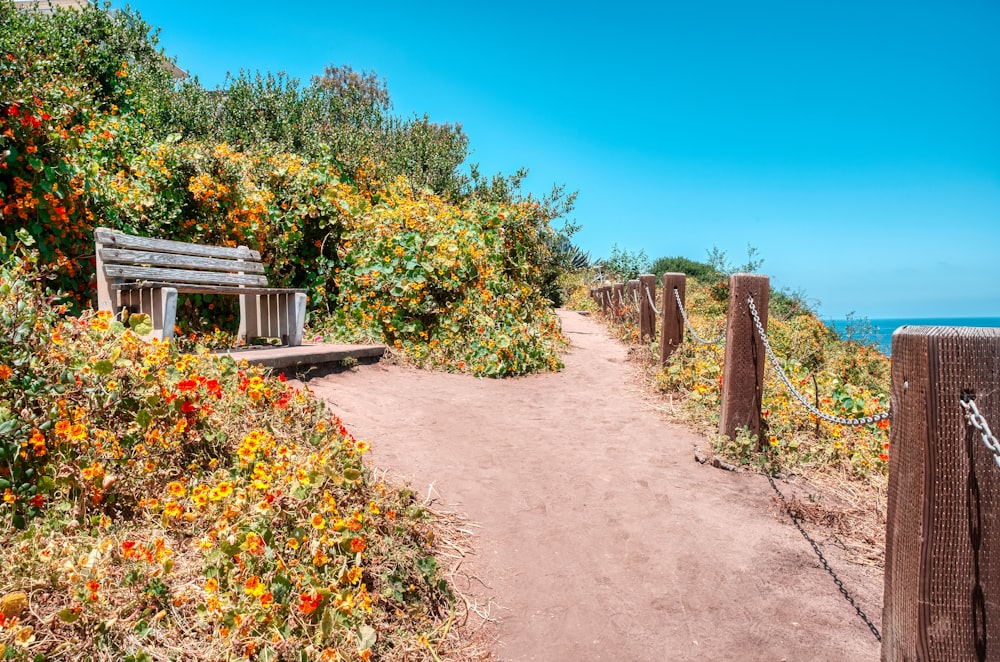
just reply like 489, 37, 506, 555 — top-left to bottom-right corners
320, 606, 334, 640
136, 410, 152, 429
129, 313, 153, 336
14, 228, 35, 246
342, 468, 361, 482
58, 608, 81, 623
93, 359, 114, 375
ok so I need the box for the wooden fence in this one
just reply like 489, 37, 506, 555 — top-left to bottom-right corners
590, 273, 1000, 661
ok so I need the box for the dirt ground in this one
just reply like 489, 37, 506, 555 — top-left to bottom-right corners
308, 310, 884, 661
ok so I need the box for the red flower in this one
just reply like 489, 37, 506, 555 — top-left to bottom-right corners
298, 591, 322, 615
177, 379, 198, 392
350, 537, 366, 553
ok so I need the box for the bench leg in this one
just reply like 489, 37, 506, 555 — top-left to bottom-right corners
239, 294, 259, 345
287, 292, 306, 347
240, 293, 306, 346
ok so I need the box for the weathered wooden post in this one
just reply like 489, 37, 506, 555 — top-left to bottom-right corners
639, 274, 657, 342
883, 327, 1000, 662
611, 283, 624, 321
660, 273, 686, 365
718, 273, 769, 443
627, 279, 640, 326
599, 285, 611, 316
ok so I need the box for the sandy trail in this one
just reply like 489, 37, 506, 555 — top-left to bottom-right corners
309, 310, 882, 661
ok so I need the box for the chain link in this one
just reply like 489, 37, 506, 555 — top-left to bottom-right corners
747, 295, 890, 427
644, 285, 661, 316
961, 397, 1000, 469
673, 288, 725, 345
766, 474, 882, 642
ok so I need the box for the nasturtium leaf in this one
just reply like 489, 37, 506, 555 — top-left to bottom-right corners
58, 608, 80, 623
129, 314, 153, 336
93, 360, 114, 375
320, 606, 334, 639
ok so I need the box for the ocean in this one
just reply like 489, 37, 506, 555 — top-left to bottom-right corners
825, 317, 1000, 355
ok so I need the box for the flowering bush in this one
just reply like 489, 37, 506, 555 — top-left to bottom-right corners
0, 2, 567, 377
0, 250, 459, 659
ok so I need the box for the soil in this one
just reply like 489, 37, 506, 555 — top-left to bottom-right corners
307, 310, 884, 661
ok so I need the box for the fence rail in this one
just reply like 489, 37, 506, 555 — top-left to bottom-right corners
590, 272, 1000, 660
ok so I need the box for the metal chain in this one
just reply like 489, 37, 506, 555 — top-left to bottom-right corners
961, 397, 1000, 469
673, 288, 725, 345
644, 285, 661, 315
747, 295, 890, 427
766, 474, 882, 642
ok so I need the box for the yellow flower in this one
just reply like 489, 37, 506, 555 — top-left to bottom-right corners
310, 514, 325, 530
244, 575, 265, 598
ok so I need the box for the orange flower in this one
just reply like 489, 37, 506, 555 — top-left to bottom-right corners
69, 423, 87, 441
310, 514, 325, 530
244, 575, 265, 598
298, 591, 322, 615
350, 537, 366, 553
54, 420, 71, 437
244, 532, 264, 555
0, 364, 11, 379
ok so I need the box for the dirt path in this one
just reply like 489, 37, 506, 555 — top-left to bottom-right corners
309, 310, 883, 661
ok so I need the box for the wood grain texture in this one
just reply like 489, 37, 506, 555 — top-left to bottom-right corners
95, 227, 260, 260
104, 264, 268, 287
113, 283, 306, 296
99, 248, 267, 274
660, 273, 686, 366
719, 273, 769, 443
882, 326, 1000, 662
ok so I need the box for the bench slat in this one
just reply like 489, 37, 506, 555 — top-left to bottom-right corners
95, 227, 261, 261
100, 248, 267, 275
113, 282, 307, 296
104, 264, 268, 287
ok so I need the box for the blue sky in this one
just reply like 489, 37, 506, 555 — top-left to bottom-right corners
119, 0, 999, 320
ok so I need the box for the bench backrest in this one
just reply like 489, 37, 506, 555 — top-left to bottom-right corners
96, 227, 268, 283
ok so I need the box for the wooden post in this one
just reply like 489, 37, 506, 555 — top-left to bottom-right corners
600, 285, 611, 316
611, 283, 624, 321
660, 273, 686, 365
627, 279, 640, 324
883, 327, 1000, 662
718, 273, 769, 443
639, 274, 656, 342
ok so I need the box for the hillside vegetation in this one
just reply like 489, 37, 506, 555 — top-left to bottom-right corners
0, 2, 578, 658
0, 0, 572, 378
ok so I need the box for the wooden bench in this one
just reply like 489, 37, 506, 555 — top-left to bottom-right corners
95, 227, 307, 346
